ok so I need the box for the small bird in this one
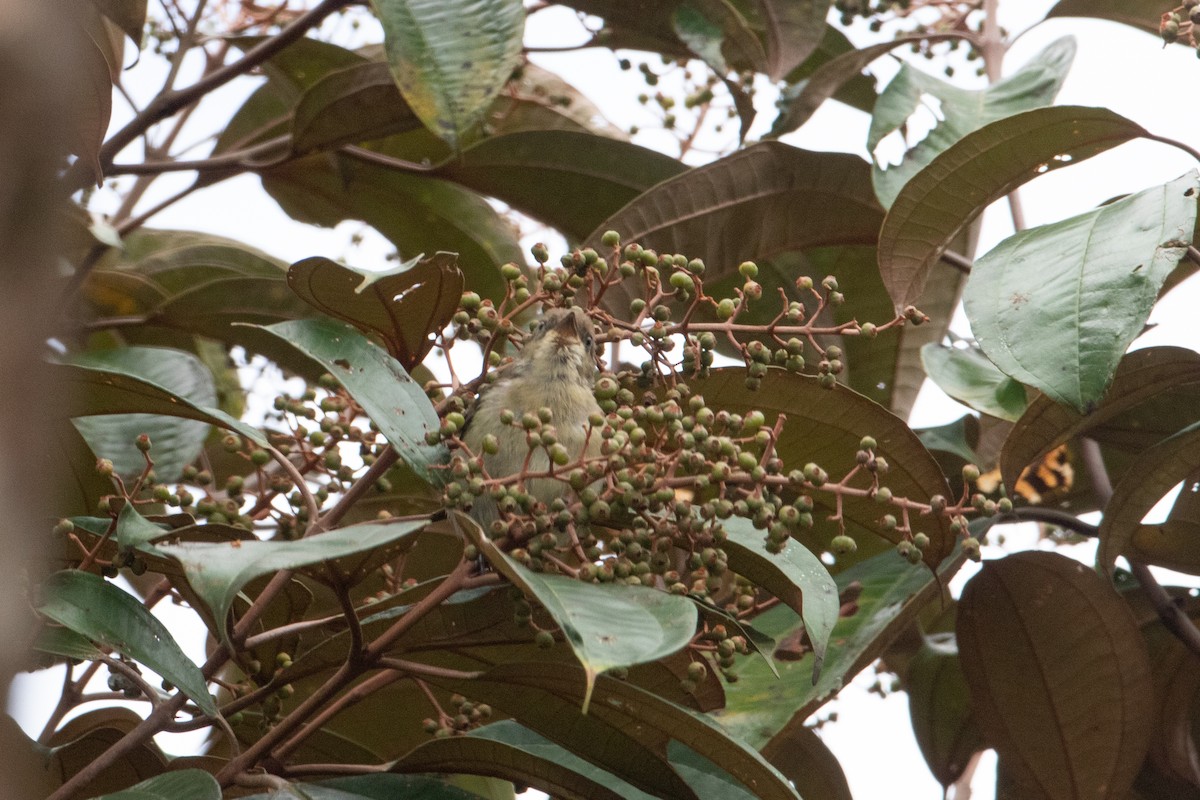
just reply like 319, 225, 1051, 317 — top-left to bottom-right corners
462, 307, 603, 525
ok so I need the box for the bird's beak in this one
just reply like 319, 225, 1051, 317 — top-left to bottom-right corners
554, 309, 581, 339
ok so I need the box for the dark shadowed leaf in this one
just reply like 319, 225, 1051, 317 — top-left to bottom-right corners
252, 319, 445, 483
667, 740, 759, 799
906, 632, 985, 787
587, 143, 884, 314
394, 720, 650, 800
43, 710, 167, 796
69, 347, 215, 480
878, 106, 1147, 309
869, 37, 1076, 208
89, 0, 147, 45
1127, 469, 1200, 574
462, 514, 697, 711
721, 517, 838, 682
760, 723, 853, 800
1045, 0, 1173, 36
1000, 346, 1200, 495
150, 519, 428, 642
488, 62, 625, 138
696, 368, 954, 567
369, 0, 525, 150
964, 171, 1198, 413
1098, 420, 1200, 575
33, 626, 105, 663
291, 61, 424, 153
921, 342, 1028, 422
37, 570, 218, 717
49, 420, 112, 517
756, 0, 831, 80
770, 33, 965, 138
434, 130, 686, 241
287, 252, 463, 369
779, 25, 878, 115
91, 769, 220, 800
70, 28, 115, 185
239, 774, 488, 800
957, 551, 1154, 799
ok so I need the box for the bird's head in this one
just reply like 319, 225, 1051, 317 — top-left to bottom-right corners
517, 307, 598, 384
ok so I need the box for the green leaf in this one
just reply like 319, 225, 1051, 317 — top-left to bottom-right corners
673, 2, 732, 76
696, 368, 955, 568
756, 0, 831, 80
769, 33, 965, 138
394, 720, 652, 800
1000, 346, 1200, 495
869, 36, 1076, 208
760, 724, 853, 800
49, 419, 113, 516
55, 353, 265, 447
906, 632, 986, 787
291, 61, 424, 154
667, 740, 759, 800
88, 0, 146, 45
1097, 420, 1200, 575
587, 143, 884, 316
1045, 0, 1172, 37
964, 171, 1199, 413
715, 542, 968, 749
33, 625, 105, 663
69, 347, 216, 480
462, 515, 697, 712
917, 414, 981, 466
433, 130, 686, 242
287, 252, 462, 369
721, 517, 838, 682
877, 106, 1148, 309
920, 342, 1028, 422
91, 769, 220, 800
239, 774, 488, 800
957, 551, 1155, 799
151, 519, 428, 642
37, 570, 218, 717
252, 319, 444, 484
369, 0, 525, 150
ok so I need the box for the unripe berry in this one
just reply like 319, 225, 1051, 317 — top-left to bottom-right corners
831, 534, 857, 555
531, 243, 550, 263
601, 230, 621, 248
738, 261, 758, 279
135, 434, 152, 452
716, 299, 737, 320
962, 464, 981, 483
670, 271, 695, 292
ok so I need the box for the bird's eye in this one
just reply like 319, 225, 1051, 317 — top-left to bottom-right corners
583, 334, 594, 349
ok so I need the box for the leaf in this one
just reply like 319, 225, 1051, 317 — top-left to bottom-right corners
869, 36, 1076, 208
33, 625, 106, 662
696, 368, 954, 568
1098, 420, 1200, 575
89, 0, 146, 45
369, 0, 525, 150
53, 357, 265, 448
291, 61, 424, 153
964, 171, 1199, 413
287, 252, 463, 369
1001, 346, 1200, 495
906, 632, 986, 787
715, 539, 971, 749
673, 2, 732, 76
434, 130, 686, 242
37, 570, 218, 717
917, 414, 982, 466
756, 0, 831, 80
44, 710, 166, 795
394, 720, 651, 800
239, 774, 488, 800
69, 346, 216, 480
1128, 470, 1200, 574
877, 106, 1149, 309
759, 724, 853, 800
150, 519, 428, 642
769, 33, 965, 138
587, 143, 884, 315
462, 515, 697, 712
779, 25, 877, 115
50, 419, 113, 516
70, 30, 114, 185
956, 551, 1154, 799
721, 517, 838, 682
91, 770, 220, 800
1045, 0, 1172, 36
252, 319, 444, 483
920, 342, 1028, 422
667, 740, 760, 799
425, 661, 801, 800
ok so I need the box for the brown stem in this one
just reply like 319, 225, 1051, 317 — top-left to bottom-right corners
311, 445, 399, 535
273, 669, 404, 760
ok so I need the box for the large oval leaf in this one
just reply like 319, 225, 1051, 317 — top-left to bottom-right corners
869, 36, 1076, 209
291, 61, 424, 154
906, 632, 986, 787
251, 318, 444, 485
463, 515, 697, 712
70, 346, 216, 481
964, 171, 1199, 413
759, 723, 853, 800
921, 342, 1028, 422
434, 130, 686, 241
757, 0, 831, 80
721, 517, 837, 682
369, 0, 524, 151
287, 252, 462, 369
957, 551, 1154, 799
37, 570, 218, 717
878, 106, 1148, 309
1097, 420, 1200, 575
1000, 346, 1200, 495
586, 142, 884, 313
1045, 0, 1171, 36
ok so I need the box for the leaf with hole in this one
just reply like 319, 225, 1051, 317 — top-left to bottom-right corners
964, 171, 1199, 414
957, 551, 1154, 799
37, 570, 218, 717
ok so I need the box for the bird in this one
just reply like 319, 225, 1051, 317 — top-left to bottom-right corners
462, 306, 603, 526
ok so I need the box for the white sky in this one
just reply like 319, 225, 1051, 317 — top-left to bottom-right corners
13, 3, 1200, 799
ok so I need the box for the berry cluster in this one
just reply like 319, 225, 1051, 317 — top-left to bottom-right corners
1161, 0, 1200, 54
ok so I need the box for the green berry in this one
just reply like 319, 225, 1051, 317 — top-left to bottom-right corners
601, 230, 621, 248
738, 261, 758, 279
